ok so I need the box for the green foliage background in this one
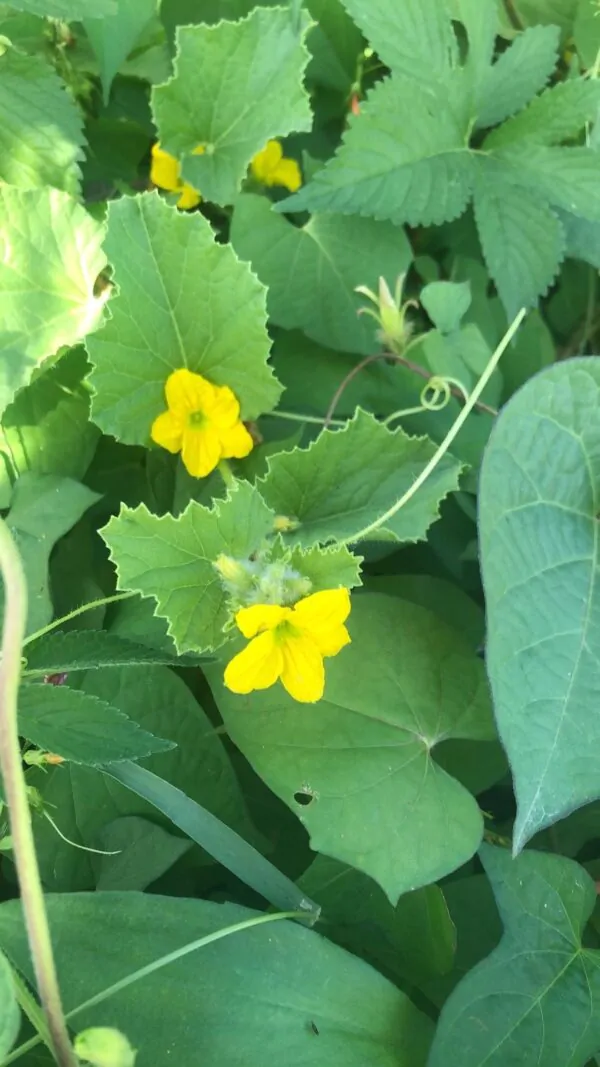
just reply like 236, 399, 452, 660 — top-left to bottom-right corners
1, 1, 600, 1065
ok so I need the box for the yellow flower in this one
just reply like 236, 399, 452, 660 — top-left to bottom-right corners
250, 140, 302, 192
150, 143, 204, 210
224, 588, 351, 703
151, 368, 253, 478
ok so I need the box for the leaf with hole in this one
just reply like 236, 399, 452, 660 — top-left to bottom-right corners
209, 593, 495, 902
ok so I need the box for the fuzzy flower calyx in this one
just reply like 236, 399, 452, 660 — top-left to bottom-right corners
151, 368, 253, 478
224, 588, 351, 703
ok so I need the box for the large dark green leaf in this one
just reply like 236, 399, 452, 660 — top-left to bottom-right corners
0, 894, 434, 1067
210, 593, 495, 902
428, 845, 600, 1067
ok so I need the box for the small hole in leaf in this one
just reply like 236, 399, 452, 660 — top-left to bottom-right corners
294, 790, 314, 807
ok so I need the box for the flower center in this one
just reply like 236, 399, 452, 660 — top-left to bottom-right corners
187, 409, 206, 429
273, 619, 301, 643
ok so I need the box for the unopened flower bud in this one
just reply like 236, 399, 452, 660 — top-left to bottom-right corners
356, 273, 416, 353
74, 1027, 136, 1067
273, 514, 299, 533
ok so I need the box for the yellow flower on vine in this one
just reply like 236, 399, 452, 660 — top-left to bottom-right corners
150, 143, 205, 209
250, 140, 302, 192
224, 588, 351, 703
151, 368, 253, 478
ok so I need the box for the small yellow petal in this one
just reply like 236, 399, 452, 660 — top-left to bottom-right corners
165, 368, 215, 416
176, 183, 201, 210
235, 603, 291, 639
251, 140, 283, 184
150, 410, 184, 453
219, 420, 254, 460
292, 588, 352, 657
271, 157, 302, 192
280, 632, 325, 703
224, 631, 283, 694
181, 424, 222, 478
205, 383, 240, 429
192, 144, 206, 156
150, 143, 182, 193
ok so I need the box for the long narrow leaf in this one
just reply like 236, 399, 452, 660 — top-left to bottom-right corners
101, 761, 320, 923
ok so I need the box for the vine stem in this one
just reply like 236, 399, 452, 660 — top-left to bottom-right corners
23, 591, 135, 649
0, 520, 78, 1067
343, 308, 526, 545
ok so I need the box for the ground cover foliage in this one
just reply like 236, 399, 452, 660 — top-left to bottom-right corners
1, 1, 600, 1065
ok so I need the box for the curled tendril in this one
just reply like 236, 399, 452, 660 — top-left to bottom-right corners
385, 373, 472, 427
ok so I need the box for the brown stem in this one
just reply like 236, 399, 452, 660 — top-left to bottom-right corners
324, 349, 498, 428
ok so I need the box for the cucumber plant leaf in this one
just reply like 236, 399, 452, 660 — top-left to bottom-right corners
259, 410, 463, 547
87, 193, 281, 445
151, 6, 312, 204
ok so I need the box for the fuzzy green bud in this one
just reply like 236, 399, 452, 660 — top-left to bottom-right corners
74, 1027, 136, 1067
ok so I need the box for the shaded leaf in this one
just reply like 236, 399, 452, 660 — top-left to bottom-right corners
480, 357, 600, 850
0, 893, 434, 1067
24, 628, 205, 676
209, 593, 495, 902
428, 845, 600, 1067
29, 664, 255, 891
486, 79, 600, 148
95, 816, 191, 890
231, 193, 412, 355
5, 473, 99, 635
0, 348, 99, 510
87, 193, 280, 444
84, 0, 158, 104
105, 761, 318, 919
298, 855, 455, 987
152, 7, 312, 204
18, 684, 174, 764
259, 410, 462, 547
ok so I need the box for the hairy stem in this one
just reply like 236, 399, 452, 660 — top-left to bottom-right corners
0, 520, 77, 1067
23, 591, 135, 649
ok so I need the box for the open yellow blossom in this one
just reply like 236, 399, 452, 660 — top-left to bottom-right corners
150, 143, 204, 209
250, 140, 302, 192
151, 368, 253, 478
224, 588, 351, 703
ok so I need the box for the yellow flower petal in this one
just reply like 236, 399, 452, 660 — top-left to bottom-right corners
181, 424, 222, 477
224, 631, 283, 694
280, 632, 325, 703
150, 409, 184, 453
176, 183, 201, 210
235, 603, 291, 639
165, 368, 215, 416
251, 140, 283, 184
219, 420, 254, 460
292, 588, 351, 656
271, 157, 302, 192
150, 143, 181, 193
206, 383, 241, 429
